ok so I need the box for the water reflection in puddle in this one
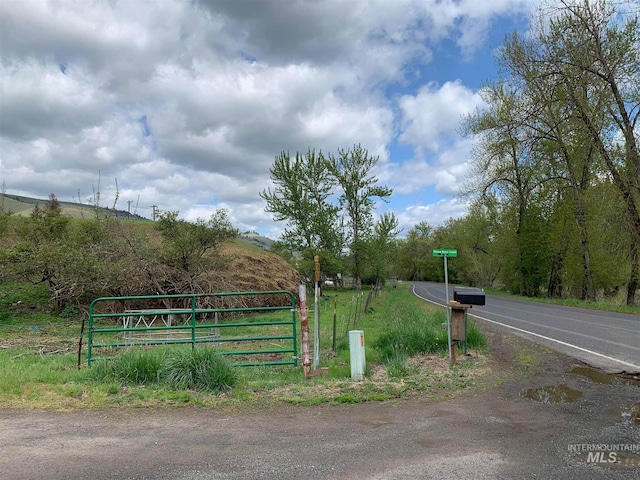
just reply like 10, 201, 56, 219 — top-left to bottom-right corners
521, 385, 583, 403
621, 403, 640, 425
570, 366, 640, 386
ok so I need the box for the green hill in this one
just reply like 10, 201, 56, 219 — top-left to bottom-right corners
1, 194, 275, 250
239, 231, 275, 251
1, 193, 149, 221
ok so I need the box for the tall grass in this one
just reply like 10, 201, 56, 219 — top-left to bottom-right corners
89, 347, 237, 393
466, 319, 487, 350
371, 294, 487, 363
372, 307, 448, 361
88, 348, 165, 384
160, 348, 237, 393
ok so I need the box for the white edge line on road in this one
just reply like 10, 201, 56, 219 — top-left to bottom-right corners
411, 285, 640, 372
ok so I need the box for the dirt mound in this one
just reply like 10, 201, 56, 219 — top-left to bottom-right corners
201, 245, 301, 306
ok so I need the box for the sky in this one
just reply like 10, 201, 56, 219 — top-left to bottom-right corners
0, 0, 539, 239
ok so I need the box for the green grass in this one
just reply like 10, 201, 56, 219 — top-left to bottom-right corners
89, 347, 237, 393
0, 282, 492, 409
0, 348, 84, 403
160, 348, 237, 392
484, 287, 640, 315
89, 348, 166, 384
368, 289, 486, 363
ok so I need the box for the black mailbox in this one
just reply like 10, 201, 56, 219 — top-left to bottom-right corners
453, 287, 485, 306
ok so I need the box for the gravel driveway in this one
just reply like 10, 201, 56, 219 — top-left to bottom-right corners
1, 326, 638, 480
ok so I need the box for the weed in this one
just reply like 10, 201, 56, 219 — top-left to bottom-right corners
105, 383, 120, 395
331, 393, 360, 404
160, 348, 237, 393
386, 354, 412, 378
89, 348, 165, 384
465, 320, 487, 351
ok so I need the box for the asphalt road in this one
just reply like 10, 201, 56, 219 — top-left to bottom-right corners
411, 281, 640, 374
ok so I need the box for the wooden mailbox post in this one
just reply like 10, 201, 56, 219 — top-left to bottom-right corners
448, 301, 471, 365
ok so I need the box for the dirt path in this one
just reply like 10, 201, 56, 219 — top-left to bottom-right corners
1, 326, 638, 480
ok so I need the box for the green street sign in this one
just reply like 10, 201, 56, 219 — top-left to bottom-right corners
433, 249, 458, 258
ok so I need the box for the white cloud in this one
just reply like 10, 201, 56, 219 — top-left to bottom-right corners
398, 80, 485, 152
383, 137, 476, 196
0, 0, 537, 233
397, 198, 470, 232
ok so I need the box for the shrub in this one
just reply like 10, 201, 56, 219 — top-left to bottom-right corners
89, 348, 164, 384
160, 348, 237, 393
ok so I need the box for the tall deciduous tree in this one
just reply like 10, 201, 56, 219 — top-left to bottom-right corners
463, 0, 639, 304
326, 144, 393, 289
396, 221, 433, 281
366, 212, 401, 285
497, 27, 603, 301
532, 0, 639, 303
260, 149, 343, 280
463, 85, 550, 295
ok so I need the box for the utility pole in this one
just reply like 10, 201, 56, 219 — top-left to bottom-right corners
151, 205, 158, 221
126, 200, 133, 219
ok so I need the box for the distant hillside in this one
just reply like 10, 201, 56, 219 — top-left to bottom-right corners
239, 231, 275, 251
1, 194, 276, 251
0, 193, 149, 220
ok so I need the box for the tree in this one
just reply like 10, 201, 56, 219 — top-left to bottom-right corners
6, 196, 124, 311
262, 145, 393, 288
261, 150, 344, 281
326, 144, 392, 289
463, 0, 639, 303
530, 0, 639, 303
497, 27, 602, 300
156, 210, 238, 282
450, 200, 503, 287
463, 85, 551, 295
397, 221, 433, 281
366, 212, 401, 285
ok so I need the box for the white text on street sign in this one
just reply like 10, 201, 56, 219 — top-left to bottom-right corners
433, 249, 458, 257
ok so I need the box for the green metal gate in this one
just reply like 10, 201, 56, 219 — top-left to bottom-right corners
87, 290, 297, 367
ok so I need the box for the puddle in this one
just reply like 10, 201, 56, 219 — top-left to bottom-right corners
621, 403, 640, 425
570, 366, 640, 386
521, 385, 583, 404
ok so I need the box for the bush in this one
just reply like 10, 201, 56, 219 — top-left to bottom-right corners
89, 347, 237, 393
89, 348, 164, 384
160, 348, 237, 393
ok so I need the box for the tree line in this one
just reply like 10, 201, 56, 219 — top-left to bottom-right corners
456, 0, 639, 305
265, 1, 638, 305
